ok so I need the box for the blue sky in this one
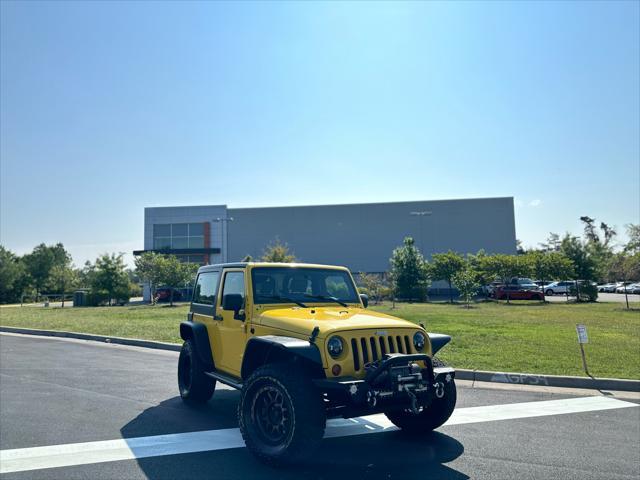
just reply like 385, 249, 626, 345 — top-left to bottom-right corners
1, 1, 638, 266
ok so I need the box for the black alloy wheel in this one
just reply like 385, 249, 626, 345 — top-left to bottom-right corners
252, 384, 293, 446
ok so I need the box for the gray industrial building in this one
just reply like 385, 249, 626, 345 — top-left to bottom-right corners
135, 197, 516, 300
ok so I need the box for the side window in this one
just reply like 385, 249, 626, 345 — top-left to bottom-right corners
221, 271, 245, 302
193, 271, 220, 305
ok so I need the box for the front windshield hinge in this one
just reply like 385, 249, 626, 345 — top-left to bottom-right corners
309, 326, 320, 344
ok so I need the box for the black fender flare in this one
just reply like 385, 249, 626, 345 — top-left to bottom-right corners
179, 322, 214, 369
428, 333, 451, 355
241, 335, 324, 380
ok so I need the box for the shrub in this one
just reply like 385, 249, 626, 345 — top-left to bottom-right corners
569, 281, 598, 302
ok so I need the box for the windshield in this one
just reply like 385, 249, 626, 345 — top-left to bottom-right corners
251, 267, 360, 305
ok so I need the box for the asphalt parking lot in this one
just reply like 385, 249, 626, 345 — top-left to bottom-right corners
1, 333, 638, 480
546, 292, 639, 303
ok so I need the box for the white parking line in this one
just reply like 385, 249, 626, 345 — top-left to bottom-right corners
0, 396, 636, 474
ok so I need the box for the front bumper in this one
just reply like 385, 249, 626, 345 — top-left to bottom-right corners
313, 354, 455, 418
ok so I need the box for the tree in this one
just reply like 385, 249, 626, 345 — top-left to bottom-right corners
468, 250, 492, 296
22, 243, 71, 300
481, 254, 530, 303
261, 238, 296, 263
623, 253, 640, 281
431, 251, 466, 303
452, 266, 479, 308
600, 222, 617, 246
546, 252, 575, 282
526, 251, 574, 302
134, 252, 165, 304
358, 272, 384, 304
157, 256, 199, 306
609, 252, 640, 309
0, 246, 29, 304
560, 234, 596, 281
389, 237, 430, 302
48, 264, 77, 307
77, 261, 94, 289
90, 253, 130, 306
580, 216, 599, 243
539, 233, 561, 252
624, 224, 640, 254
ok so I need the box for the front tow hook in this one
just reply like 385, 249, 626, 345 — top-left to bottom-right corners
434, 382, 445, 399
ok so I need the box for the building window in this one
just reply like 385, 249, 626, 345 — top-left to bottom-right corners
175, 254, 206, 265
153, 223, 206, 251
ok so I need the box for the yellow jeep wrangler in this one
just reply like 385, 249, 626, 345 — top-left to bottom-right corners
178, 262, 456, 464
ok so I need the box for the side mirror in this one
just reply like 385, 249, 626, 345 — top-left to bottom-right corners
222, 294, 244, 319
359, 293, 369, 308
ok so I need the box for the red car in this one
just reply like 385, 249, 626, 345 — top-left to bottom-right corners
155, 287, 183, 302
494, 285, 543, 301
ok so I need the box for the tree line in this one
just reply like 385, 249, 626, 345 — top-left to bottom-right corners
0, 244, 196, 307
372, 221, 639, 307
0, 243, 139, 306
1, 220, 637, 307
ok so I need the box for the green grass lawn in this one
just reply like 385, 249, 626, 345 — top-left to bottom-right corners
1, 301, 638, 379
371, 301, 640, 380
0, 303, 187, 344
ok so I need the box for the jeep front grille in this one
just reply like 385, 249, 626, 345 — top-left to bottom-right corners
351, 335, 413, 371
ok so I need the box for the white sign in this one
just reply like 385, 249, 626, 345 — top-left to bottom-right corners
576, 324, 588, 344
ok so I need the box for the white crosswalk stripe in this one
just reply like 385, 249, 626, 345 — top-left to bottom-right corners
0, 396, 636, 474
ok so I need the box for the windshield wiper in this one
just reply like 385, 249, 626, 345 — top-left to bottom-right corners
304, 294, 349, 307
261, 295, 308, 308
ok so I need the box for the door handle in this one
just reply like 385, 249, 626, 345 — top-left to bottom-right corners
214, 314, 223, 321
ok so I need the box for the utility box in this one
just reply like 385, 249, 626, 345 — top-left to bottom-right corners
73, 290, 89, 307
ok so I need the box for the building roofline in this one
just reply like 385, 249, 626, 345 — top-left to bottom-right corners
227, 196, 513, 211
144, 196, 513, 213
144, 204, 227, 211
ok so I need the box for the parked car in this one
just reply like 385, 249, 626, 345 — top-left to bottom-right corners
155, 287, 183, 302
508, 278, 541, 290
600, 283, 621, 293
484, 281, 503, 296
494, 285, 544, 301
598, 283, 616, 292
543, 281, 575, 296
616, 282, 640, 294
628, 283, 640, 294
615, 282, 635, 294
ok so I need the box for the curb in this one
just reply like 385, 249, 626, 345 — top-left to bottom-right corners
455, 369, 640, 392
2, 326, 638, 392
0, 326, 181, 352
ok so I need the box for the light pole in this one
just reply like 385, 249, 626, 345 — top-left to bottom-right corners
409, 211, 432, 254
214, 217, 234, 263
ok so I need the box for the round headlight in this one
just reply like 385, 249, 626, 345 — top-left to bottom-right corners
327, 336, 344, 358
413, 332, 426, 351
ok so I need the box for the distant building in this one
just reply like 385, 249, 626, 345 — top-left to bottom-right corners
135, 197, 517, 300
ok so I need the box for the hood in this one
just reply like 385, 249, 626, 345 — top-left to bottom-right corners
255, 306, 417, 338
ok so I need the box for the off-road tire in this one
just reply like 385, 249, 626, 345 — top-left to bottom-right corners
238, 363, 326, 466
384, 357, 457, 434
178, 340, 215, 404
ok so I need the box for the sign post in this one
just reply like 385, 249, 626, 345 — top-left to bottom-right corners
576, 324, 590, 376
